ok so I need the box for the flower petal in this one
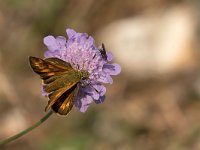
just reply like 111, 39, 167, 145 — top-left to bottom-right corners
92, 84, 106, 96
94, 95, 106, 104
103, 63, 121, 75
66, 28, 77, 38
87, 36, 95, 47
56, 36, 66, 49
44, 50, 61, 58
75, 91, 93, 112
82, 85, 99, 100
106, 52, 113, 61
97, 73, 113, 84
80, 95, 93, 112
41, 86, 48, 97
43, 36, 58, 51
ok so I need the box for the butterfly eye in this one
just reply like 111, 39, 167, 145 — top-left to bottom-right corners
80, 71, 89, 80
81, 76, 87, 80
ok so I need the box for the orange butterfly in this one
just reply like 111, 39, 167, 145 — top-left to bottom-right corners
29, 56, 89, 115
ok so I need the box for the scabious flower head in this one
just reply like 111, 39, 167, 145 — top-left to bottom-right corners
43, 28, 121, 112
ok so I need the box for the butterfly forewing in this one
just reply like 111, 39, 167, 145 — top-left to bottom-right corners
29, 56, 73, 80
45, 57, 73, 70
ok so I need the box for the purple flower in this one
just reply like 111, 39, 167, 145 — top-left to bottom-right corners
43, 28, 121, 112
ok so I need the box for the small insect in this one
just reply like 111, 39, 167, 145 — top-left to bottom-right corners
99, 43, 107, 60
29, 56, 89, 116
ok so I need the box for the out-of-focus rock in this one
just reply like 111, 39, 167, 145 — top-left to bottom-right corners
0, 109, 27, 137
97, 5, 197, 78
0, 67, 19, 104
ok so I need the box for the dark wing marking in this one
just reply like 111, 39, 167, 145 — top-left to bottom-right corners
51, 84, 77, 115
45, 57, 72, 70
45, 81, 77, 111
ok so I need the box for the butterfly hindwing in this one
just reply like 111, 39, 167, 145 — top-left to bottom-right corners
45, 82, 78, 111
43, 70, 81, 93
51, 84, 78, 115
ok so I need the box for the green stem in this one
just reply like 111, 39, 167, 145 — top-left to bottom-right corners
0, 111, 53, 146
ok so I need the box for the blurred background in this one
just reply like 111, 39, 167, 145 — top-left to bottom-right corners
0, 0, 200, 150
